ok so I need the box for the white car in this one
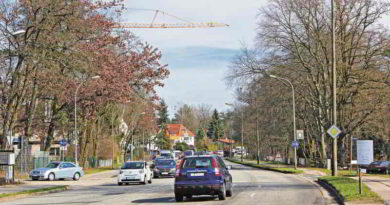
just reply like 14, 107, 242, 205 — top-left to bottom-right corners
117, 161, 153, 185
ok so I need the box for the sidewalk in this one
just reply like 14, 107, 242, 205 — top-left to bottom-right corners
351, 176, 390, 205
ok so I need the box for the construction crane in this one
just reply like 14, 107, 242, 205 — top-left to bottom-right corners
114, 9, 229, 29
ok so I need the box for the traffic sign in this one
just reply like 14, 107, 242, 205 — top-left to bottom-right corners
60, 139, 68, 147
327, 125, 341, 139
292, 141, 299, 148
296, 130, 304, 140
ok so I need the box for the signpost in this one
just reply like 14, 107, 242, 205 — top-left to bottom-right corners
356, 140, 373, 195
296, 130, 304, 140
292, 141, 299, 148
327, 125, 341, 139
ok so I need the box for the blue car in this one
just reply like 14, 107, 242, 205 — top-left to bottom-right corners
152, 159, 176, 178
174, 155, 233, 202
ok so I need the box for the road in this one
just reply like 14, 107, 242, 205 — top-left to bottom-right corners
3, 161, 328, 205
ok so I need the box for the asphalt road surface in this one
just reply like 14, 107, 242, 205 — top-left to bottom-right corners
3, 160, 328, 205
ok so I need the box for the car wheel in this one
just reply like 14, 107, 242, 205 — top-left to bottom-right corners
32, 177, 39, 181
73, 172, 80, 181
218, 183, 226, 200
226, 185, 233, 197
175, 194, 183, 202
48, 173, 55, 181
142, 175, 147, 185
118, 182, 123, 186
148, 175, 152, 184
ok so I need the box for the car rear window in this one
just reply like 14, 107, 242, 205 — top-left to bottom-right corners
156, 160, 176, 166
182, 157, 212, 169
123, 162, 144, 169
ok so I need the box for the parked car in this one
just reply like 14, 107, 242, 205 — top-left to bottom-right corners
152, 159, 176, 178
216, 150, 224, 156
174, 155, 233, 202
29, 162, 84, 181
117, 161, 153, 185
367, 161, 390, 174
160, 150, 174, 159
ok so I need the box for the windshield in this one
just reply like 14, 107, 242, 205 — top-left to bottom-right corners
182, 157, 212, 169
160, 153, 172, 158
123, 162, 144, 169
184, 151, 193, 156
156, 160, 176, 166
46, 163, 60, 168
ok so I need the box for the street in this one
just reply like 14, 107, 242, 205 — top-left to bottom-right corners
3, 161, 327, 205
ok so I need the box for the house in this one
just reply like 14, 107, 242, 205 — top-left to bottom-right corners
166, 124, 195, 146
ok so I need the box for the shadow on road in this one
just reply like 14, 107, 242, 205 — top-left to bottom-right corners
132, 196, 218, 203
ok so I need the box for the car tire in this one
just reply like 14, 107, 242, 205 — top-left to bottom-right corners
226, 185, 233, 197
48, 173, 55, 181
142, 175, 147, 185
32, 177, 39, 181
148, 175, 152, 184
118, 182, 123, 186
175, 194, 183, 202
218, 183, 226, 200
73, 172, 80, 181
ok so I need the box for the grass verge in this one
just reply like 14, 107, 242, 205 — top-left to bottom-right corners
84, 167, 113, 175
319, 176, 382, 203
227, 158, 303, 174
0, 185, 68, 199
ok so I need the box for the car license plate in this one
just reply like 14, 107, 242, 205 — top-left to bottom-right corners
126, 176, 135, 180
162, 172, 168, 175
191, 173, 204, 177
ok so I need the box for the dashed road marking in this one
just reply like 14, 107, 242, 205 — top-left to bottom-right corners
250, 193, 255, 197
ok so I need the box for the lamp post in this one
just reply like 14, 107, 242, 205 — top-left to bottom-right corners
74, 75, 100, 165
269, 75, 297, 170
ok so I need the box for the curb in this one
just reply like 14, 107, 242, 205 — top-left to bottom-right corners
317, 178, 345, 205
226, 158, 299, 174
0, 185, 69, 202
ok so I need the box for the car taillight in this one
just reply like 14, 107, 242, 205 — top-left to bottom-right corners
212, 158, 221, 176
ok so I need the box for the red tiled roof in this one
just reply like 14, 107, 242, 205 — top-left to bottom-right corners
166, 124, 195, 139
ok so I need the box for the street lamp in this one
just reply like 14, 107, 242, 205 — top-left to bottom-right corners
74, 75, 100, 165
269, 74, 297, 170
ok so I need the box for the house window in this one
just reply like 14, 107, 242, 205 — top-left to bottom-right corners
49, 148, 60, 156
184, 137, 189, 141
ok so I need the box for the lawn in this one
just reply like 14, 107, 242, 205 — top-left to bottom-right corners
319, 176, 382, 203
84, 167, 114, 175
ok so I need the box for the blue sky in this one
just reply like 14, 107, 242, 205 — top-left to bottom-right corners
121, 0, 266, 117
121, 0, 390, 117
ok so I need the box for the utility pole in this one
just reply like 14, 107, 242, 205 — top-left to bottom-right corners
331, 0, 338, 176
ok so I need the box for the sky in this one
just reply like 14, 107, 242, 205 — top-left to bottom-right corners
121, 0, 267, 117
120, 0, 390, 118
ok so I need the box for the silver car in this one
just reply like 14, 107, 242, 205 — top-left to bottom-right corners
29, 162, 84, 181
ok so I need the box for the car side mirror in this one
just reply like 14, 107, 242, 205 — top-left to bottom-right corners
227, 165, 232, 170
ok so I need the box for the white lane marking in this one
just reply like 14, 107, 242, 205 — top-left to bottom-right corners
250, 193, 255, 198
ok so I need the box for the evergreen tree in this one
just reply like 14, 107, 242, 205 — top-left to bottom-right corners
207, 109, 224, 140
158, 99, 170, 125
